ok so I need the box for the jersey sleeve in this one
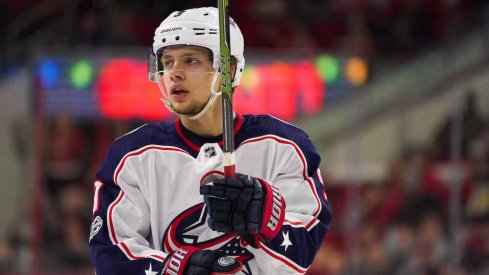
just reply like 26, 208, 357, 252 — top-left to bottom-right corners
247, 130, 331, 274
89, 141, 167, 275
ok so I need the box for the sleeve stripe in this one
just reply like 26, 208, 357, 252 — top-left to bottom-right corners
317, 168, 325, 186
284, 219, 304, 226
118, 242, 166, 262
260, 243, 307, 273
305, 219, 320, 231
109, 192, 167, 262
284, 216, 319, 230
163, 226, 173, 253
306, 178, 322, 218
108, 191, 125, 244
317, 168, 328, 201
114, 145, 191, 185
118, 242, 144, 259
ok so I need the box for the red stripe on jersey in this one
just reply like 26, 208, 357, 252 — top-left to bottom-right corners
108, 192, 125, 243
305, 218, 320, 230
109, 192, 166, 262
284, 217, 319, 230
217, 114, 244, 147
174, 121, 200, 152
175, 114, 244, 152
119, 242, 165, 261
317, 169, 328, 201
306, 178, 322, 218
261, 244, 307, 273
284, 219, 305, 226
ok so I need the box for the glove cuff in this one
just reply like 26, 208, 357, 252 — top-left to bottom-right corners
162, 246, 198, 275
256, 178, 285, 242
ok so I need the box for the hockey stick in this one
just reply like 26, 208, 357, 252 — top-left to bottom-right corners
218, 0, 236, 179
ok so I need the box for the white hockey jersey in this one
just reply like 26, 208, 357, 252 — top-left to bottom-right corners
89, 114, 331, 274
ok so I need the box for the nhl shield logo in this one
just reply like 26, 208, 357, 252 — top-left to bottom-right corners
204, 146, 216, 158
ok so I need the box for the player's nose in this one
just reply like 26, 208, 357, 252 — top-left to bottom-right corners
170, 61, 187, 81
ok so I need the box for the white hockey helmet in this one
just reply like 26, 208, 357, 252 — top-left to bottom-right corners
150, 7, 245, 87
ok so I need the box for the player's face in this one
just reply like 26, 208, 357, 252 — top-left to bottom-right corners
160, 46, 217, 116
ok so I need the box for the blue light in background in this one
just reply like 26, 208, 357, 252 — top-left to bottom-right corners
38, 59, 60, 89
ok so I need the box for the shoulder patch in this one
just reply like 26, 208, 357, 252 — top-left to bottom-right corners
89, 216, 103, 242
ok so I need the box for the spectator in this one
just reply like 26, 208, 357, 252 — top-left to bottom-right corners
43, 112, 90, 199
434, 91, 487, 160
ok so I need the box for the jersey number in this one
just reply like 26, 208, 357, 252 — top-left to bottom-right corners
92, 180, 104, 215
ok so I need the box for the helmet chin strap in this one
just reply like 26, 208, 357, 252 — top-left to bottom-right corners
161, 71, 222, 120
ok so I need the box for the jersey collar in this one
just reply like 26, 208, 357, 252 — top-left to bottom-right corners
175, 114, 244, 152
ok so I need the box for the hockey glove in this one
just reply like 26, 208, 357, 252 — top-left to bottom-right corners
162, 246, 242, 275
200, 173, 286, 248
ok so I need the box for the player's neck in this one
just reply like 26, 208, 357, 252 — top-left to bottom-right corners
180, 103, 235, 137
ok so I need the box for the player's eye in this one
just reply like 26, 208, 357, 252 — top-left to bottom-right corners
184, 57, 200, 65
162, 60, 174, 69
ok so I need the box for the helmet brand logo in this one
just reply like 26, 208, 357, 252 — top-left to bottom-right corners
161, 27, 182, 33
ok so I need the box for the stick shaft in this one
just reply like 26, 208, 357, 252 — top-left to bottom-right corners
218, 0, 236, 178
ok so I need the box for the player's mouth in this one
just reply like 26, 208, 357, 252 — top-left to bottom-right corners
170, 86, 189, 101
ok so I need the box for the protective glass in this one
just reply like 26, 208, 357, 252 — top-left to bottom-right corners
148, 49, 158, 82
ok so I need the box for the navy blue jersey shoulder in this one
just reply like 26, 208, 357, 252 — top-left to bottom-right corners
237, 114, 321, 177
96, 120, 183, 183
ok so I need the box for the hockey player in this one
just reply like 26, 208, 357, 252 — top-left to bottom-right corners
89, 7, 331, 275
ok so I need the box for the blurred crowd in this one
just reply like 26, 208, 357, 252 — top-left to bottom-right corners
1, 0, 489, 71
1, 0, 488, 81
307, 92, 489, 275
0, 114, 144, 274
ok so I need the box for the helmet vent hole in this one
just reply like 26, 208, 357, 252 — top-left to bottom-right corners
204, 13, 209, 16
175, 36, 180, 40
240, 68, 243, 72
162, 38, 166, 43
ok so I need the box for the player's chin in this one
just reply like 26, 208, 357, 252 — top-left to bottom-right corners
173, 104, 204, 117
